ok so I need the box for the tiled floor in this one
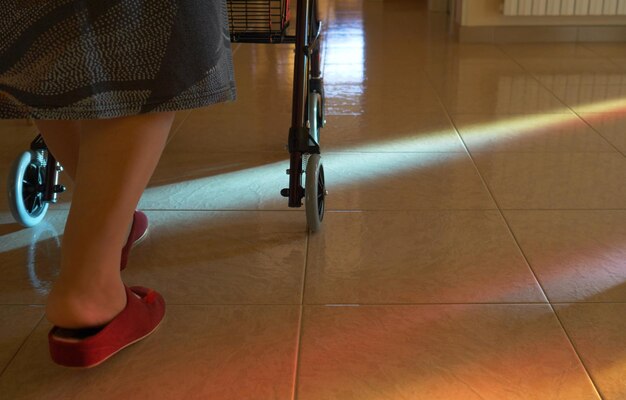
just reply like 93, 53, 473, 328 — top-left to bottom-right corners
1, 0, 625, 399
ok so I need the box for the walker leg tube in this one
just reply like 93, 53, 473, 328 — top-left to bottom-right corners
287, 0, 311, 208
291, 0, 310, 129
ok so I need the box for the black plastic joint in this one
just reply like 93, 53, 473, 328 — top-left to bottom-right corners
54, 184, 66, 193
289, 127, 321, 154
310, 77, 323, 92
288, 127, 308, 153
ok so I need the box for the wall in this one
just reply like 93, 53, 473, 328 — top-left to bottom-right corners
455, 0, 626, 42
462, 0, 626, 26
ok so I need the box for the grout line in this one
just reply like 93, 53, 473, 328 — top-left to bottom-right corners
420, 53, 611, 396
291, 304, 304, 400
130, 208, 307, 213
290, 230, 310, 400
568, 110, 626, 159
166, 111, 193, 146
580, 42, 626, 71
550, 305, 606, 400
0, 310, 45, 378
49, 208, 626, 213
134, 301, 626, 307
445, 46, 613, 389
290, 2, 334, 395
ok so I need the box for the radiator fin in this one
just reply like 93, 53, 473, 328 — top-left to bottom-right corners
503, 0, 626, 15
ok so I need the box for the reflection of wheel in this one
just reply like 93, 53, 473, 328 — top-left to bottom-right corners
305, 153, 325, 232
27, 221, 61, 296
8, 150, 49, 227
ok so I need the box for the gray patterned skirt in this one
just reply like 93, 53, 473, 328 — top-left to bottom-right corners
0, 0, 236, 119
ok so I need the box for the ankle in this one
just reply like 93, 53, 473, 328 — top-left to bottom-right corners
46, 281, 127, 329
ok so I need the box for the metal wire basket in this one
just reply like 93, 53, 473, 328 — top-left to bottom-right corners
227, 0, 291, 42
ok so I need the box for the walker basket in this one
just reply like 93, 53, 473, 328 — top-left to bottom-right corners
227, 0, 291, 43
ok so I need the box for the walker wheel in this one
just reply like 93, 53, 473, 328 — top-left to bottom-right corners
305, 153, 325, 232
7, 150, 49, 227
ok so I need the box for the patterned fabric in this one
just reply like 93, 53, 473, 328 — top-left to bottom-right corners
0, 0, 236, 119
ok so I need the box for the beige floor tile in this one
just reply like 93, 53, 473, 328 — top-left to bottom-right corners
0, 208, 308, 305
426, 59, 527, 89
612, 58, 626, 70
326, 0, 367, 14
0, 121, 36, 159
123, 211, 307, 304
305, 211, 546, 304
223, 83, 293, 115
579, 112, 626, 154
0, 305, 300, 400
170, 110, 192, 135
0, 211, 64, 304
233, 56, 294, 90
324, 84, 365, 115
498, 43, 599, 59
325, 81, 446, 116
435, 78, 570, 115
555, 304, 626, 400
504, 211, 626, 302
423, 43, 511, 65
473, 152, 626, 209
535, 72, 626, 89
0, 305, 43, 371
324, 62, 368, 86
518, 58, 622, 75
234, 43, 295, 65
453, 113, 616, 153
168, 107, 292, 153
143, 151, 496, 211
296, 305, 600, 400
2, 0, 623, 395
549, 84, 626, 113
140, 151, 291, 210
582, 43, 626, 58
355, 46, 431, 77
0, 119, 33, 128
322, 112, 465, 153
321, 152, 496, 210
228, 79, 293, 115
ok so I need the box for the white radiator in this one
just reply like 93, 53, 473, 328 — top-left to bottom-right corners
503, 0, 626, 15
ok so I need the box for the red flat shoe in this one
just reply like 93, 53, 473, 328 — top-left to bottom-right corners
48, 286, 165, 368
121, 211, 149, 270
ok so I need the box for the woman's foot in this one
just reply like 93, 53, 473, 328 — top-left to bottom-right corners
48, 285, 166, 368
45, 277, 127, 329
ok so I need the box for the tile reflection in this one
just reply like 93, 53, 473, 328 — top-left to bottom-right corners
550, 83, 626, 113
0, 216, 61, 302
323, 2, 365, 113
25, 222, 60, 296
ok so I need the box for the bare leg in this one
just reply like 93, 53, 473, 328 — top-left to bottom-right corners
34, 120, 80, 182
44, 112, 174, 329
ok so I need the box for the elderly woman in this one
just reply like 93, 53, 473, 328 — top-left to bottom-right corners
0, 0, 236, 367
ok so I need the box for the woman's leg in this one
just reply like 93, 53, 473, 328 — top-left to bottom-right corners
43, 111, 174, 329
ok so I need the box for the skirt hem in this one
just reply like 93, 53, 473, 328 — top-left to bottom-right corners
0, 86, 237, 120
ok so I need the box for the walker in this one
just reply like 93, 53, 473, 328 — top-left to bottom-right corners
7, 0, 326, 231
